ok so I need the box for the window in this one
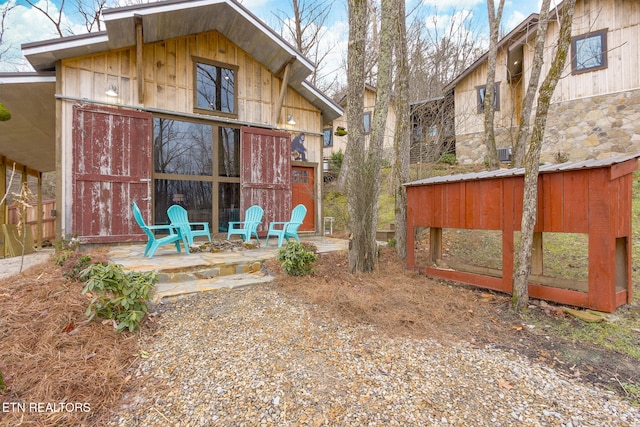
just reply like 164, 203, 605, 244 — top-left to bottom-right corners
194, 57, 237, 116
571, 29, 607, 74
153, 117, 240, 233
477, 83, 500, 113
323, 128, 333, 147
363, 111, 372, 134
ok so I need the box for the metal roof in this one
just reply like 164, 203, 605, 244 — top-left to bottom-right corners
404, 153, 640, 187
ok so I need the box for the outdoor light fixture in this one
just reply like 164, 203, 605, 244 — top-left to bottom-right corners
287, 114, 296, 125
105, 84, 118, 97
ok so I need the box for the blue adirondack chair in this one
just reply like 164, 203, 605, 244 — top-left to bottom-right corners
167, 205, 212, 246
227, 205, 264, 243
265, 204, 307, 247
131, 202, 189, 258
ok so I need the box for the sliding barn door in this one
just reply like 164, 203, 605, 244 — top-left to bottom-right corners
240, 127, 291, 235
72, 105, 152, 243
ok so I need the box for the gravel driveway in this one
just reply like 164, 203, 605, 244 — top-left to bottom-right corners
109, 285, 640, 426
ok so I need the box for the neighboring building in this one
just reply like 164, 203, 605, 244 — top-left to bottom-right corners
0, 0, 342, 245
323, 85, 396, 167
444, 0, 640, 164
410, 93, 455, 164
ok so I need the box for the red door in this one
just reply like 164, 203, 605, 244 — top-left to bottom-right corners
292, 165, 315, 231
72, 105, 152, 243
240, 127, 291, 235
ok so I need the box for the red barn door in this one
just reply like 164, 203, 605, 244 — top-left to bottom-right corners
241, 127, 291, 235
72, 105, 152, 243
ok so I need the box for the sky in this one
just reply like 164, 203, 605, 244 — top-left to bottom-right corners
0, 0, 545, 77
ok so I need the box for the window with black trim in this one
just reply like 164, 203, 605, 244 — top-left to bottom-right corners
323, 128, 333, 147
571, 29, 607, 74
363, 112, 372, 134
194, 57, 237, 116
477, 83, 500, 114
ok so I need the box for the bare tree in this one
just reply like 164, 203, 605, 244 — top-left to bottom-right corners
513, 0, 577, 311
393, 0, 409, 260
0, 3, 15, 63
21, 0, 113, 37
343, 0, 368, 271
512, 0, 553, 167
272, 0, 338, 91
483, 0, 505, 170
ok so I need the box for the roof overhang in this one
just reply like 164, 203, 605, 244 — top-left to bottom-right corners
0, 73, 56, 172
21, 0, 341, 125
443, 13, 540, 92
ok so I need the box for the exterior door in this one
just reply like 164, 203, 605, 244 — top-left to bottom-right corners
240, 127, 291, 235
72, 105, 152, 243
292, 165, 315, 231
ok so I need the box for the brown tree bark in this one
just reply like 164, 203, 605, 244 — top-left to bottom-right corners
513, 0, 576, 311
393, 0, 410, 260
512, 0, 552, 168
483, 0, 505, 170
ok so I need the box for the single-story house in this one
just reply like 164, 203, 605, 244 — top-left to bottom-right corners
0, 0, 343, 246
445, 0, 640, 165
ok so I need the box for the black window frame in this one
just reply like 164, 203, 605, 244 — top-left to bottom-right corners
476, 83, 500, 114
193, 56, 238, 118
363, 111, 372, 134
323, 128, 333, 147
571, 29, 608, 74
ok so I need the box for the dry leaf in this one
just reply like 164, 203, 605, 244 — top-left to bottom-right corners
512, 325, 523, 331
62, 320, 76, 333
498, 378, 513, 390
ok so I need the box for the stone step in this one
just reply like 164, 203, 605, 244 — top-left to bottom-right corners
153, 271, 274, 303
155, 259, 265, 284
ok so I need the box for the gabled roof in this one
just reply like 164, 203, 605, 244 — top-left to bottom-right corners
443, 13, 540, 92
22, 0, 342, 122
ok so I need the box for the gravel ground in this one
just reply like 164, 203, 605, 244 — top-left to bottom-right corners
109, 286, 640, 427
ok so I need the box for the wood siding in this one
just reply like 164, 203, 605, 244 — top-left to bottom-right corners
455, 0, 640, 137
406, 158, 638, 313
241, 127, 291, 235
72, 105, 152, 243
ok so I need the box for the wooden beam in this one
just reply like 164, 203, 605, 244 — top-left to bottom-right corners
274, 61, 292, 125
135, 15, 144, 104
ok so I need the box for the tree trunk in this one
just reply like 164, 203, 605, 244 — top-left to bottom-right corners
393, 0, 410, 260
344, 0, 369, 271
513, 0, 576, 311
483, 0, 505, 170
512, 0, 552, 168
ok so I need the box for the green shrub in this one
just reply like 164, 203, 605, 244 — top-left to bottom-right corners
276, 241, 318, 276
329, 149, 344, 174
80, 263, 157, 333
439, 153, 457, 165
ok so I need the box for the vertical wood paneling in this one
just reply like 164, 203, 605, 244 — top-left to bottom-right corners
241, 127, 291, 233
72, 105, 152, 243
563, 170, 589, 233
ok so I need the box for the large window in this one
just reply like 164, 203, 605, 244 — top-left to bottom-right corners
571, 29, 608, 74
194, 57, 237, 116
476, 83, 500, 113
153, 117, 240, 233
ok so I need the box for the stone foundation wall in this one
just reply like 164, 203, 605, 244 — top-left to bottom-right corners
456, 89, 640, 165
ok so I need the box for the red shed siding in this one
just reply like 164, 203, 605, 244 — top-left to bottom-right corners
72, 105, 152, 243
406, 157, 638, 313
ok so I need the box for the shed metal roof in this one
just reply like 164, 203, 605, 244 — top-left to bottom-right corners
404, 153, 640, 187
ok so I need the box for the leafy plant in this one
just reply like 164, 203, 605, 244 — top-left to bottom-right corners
80, 263, 157, 332
329, 149, 344, 174
439, 153, 457, 165
276, 241, 318, 276
0, 369, 6, 394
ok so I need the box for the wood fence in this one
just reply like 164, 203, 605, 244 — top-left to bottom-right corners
6, 199, 56, 243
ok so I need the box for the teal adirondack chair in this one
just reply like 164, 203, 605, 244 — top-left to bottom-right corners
265, 204, 307, 247
227, 205, 264, 243
167, 205, 212, 246
132, 202, 189, 258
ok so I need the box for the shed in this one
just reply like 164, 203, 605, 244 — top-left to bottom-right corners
404, 154, 639, 313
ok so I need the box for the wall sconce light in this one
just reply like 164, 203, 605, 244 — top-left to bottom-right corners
287, 114, 296, 125
105, 84, 118, 97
